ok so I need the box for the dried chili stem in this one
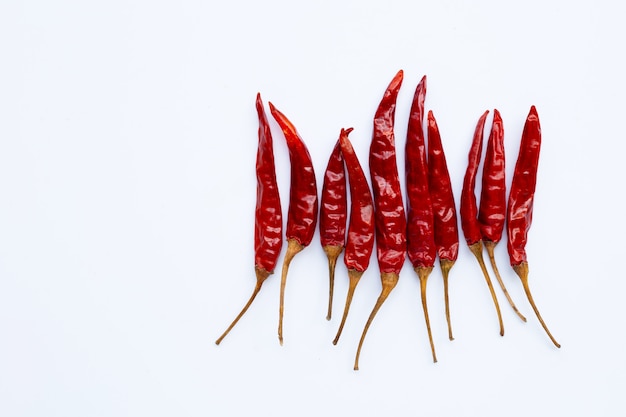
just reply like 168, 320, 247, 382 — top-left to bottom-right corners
332, 269, 362, 345
215, 267, 271, 345
513, 262, 560, 348
354, 272, 398, 371
468, 241, 504, 336
415, 266, 437, 362
484, 241, 527, 322
439, 259, 455, 341
323, 245, 343, 321
278, 239, 305, 345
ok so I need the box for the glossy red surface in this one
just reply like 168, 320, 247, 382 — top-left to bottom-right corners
269, 102, 319, 247
427, 110, 459, 262
368, 70, 407, 274
253, 93, 283, 272
405, 76, 436, 268
320, 138, 347, 248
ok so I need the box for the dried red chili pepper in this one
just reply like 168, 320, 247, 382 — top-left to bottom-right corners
460, 110, 504, 336
478, 109, 527, 322
319, 139, 347, 321
354, 70, 406, 370
215, 93, 282, 345
405, 75, 437, 362
507, 105, 560, 348
269, 102, 319, 346
426, 110, 459, 341
332, 128, 375, 345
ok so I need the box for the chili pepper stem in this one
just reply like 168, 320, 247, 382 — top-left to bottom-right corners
415, 266, 437, 363
332, 269, 363, 345
354, 272, 399, 370
215, 267, 271, 345
513, 262, 561, 348
484, 241, 527, 322
278, 239, 305, 346
439, 259, 455, 341
323, 245, 343, 321
468, 241, 504, 336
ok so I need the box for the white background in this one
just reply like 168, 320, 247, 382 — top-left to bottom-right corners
1, 1, 624, 416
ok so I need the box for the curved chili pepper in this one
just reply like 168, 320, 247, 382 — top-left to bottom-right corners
426, 110, 459, 341
332, 128, 375, 345
405, 75, 437, 363
460, 110, 504, 336
269, 102, 319, 346
507, 105, 560, 348
320, 139, 347, 321
216, 93, 283, 345
354, 70, 406, 370
478, 109, 527, 322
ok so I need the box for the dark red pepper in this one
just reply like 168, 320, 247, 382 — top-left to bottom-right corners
460, 110, 504, 336
426, 110, 459, 341
405, 75, 437, 362
269, 102, 319, 346
507, 106, 560, 348
354, 70, 406, 370
478, 109, 526, 322
320, 139, 347, 320
215, 93, 283, 345
332, 128, 375, 345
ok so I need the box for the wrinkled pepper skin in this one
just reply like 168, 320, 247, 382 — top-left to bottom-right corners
478, 109, 506, 244
507, 106, 541, 266
460, 110, 489, 246
320, 140, 347, 248
427, 110, 459, 262
269, 102, 318, 247
369, 70, 407, 274
254, 93, 283, 272
340, 129, 375, 272
405, 75, 436, 269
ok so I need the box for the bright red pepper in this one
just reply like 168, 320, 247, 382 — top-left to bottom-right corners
216, 93, 283, 345
460, 110, 504, 336
405, 75, 437, 362
507, 106, 560, 348
332, 128, 375, 345
354, 70, 406, 370
320, 138, 347, 320
479, 109, 527, 322
269, 102, 319, 346
426, 110, 459, 341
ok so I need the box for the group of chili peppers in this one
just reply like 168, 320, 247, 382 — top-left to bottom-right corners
215, 70, 560, 369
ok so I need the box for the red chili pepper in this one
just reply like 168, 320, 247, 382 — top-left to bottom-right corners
478, 109, 527, 322
405, 75, 437, 363
460, 110, 504, 336
320, 138, 347, 321
332, 128, 375, 345
215, 93, 283, 345
426, 110, 459, 341
354, 70, 406, 370
507, 106, 560, 348
269, 102, 319, 346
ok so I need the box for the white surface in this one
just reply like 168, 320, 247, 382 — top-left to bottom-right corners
1, 1, 624, 416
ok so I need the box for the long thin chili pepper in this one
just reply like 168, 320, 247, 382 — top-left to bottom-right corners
478, 109, 527, 322
354, 70, 406, 370
460, 110, 504, 336
426, 110, 459, 341
269, 102, 319, 346
507, 105, 560, 348
332, 128, 375, 345
405, 75, 437, 363
215, 93, 282, 345
320, 139, 347, 320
